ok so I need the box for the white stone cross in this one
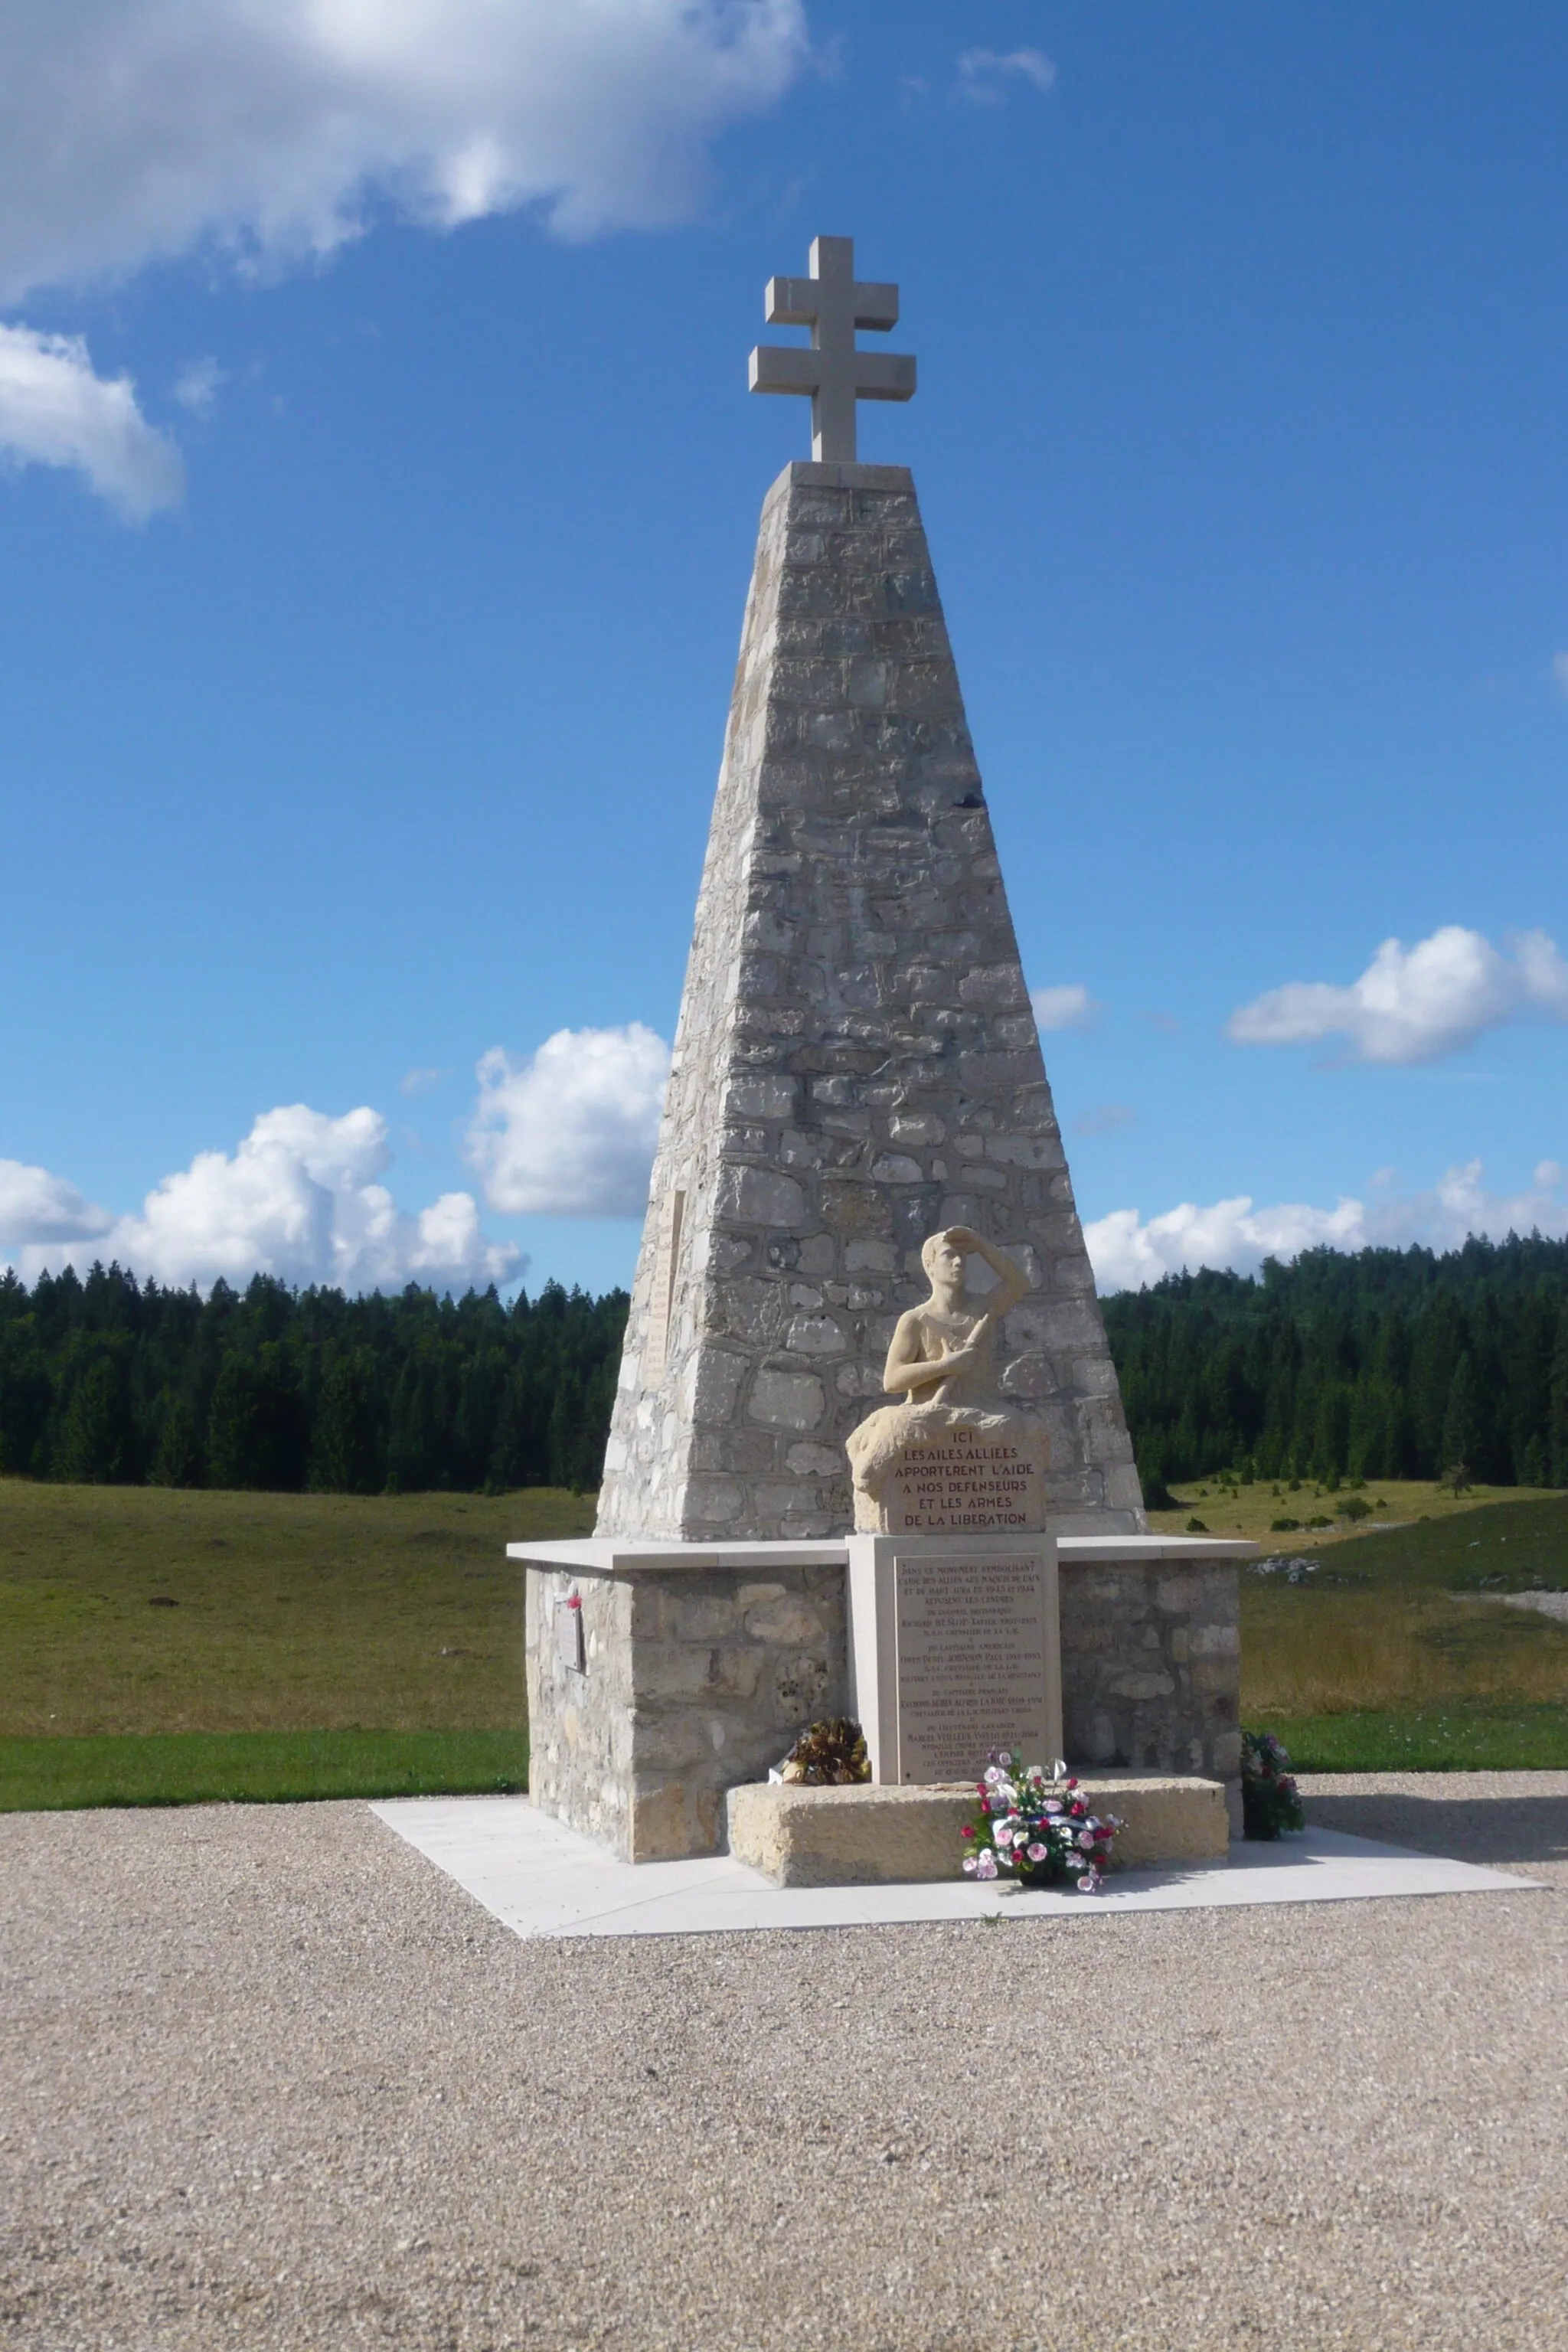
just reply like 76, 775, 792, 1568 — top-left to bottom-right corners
749, 235, 916, 464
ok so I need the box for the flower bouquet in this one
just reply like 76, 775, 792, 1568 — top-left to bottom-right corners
961, 1749, 1122, 1893
1240, 1729, 1305, 1839
776, 1717, 871, 1785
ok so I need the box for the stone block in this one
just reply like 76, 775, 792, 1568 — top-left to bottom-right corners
770, 1650, 832, 1726
725, 1772, 1230, 1886
671, 1592, 739, 1642
747, 1368, 826, 1429
742, 1592, 823, 1644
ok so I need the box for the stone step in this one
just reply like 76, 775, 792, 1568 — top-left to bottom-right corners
726, 1773, 1230, 1888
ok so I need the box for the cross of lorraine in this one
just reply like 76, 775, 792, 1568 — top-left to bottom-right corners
748, 234, 916, 463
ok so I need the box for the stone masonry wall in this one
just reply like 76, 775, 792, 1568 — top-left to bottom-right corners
1058, 1559, 1241, 1785
527, 1553, 1239, 1860
526, 1560, 847, 1862
596, 459, 1144, 1544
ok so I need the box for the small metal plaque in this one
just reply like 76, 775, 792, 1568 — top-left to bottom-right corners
556, 1596, 586, 1674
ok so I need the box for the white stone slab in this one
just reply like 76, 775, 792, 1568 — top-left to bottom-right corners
508, 1534, 1259, 1575
847, 1532, 1061, 1785
368, 1796, 1540, 1942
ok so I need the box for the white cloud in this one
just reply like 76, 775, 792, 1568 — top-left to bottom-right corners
0, 1160, 112, 1248
1551, 651, 1568, 695
0, 0, 809, 301
1227, 925, 1568, 1065
8, 1106, 518, 1293
0, 324, 183, 520
956, 47, 1057, 105
1085, 1194, 1368, 1294
1084, 1158, 1568, 1293
400, 1066, 446, 1096
1031, 983, 1099, 1033
172, 356, 227, 413
468, 1024, 671, 1217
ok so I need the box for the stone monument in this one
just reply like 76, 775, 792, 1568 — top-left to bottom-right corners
594, 235, 1142, 1547
513, 237, 1250, 1866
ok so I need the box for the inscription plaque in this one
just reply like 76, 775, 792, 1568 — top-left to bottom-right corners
882, 1429, 1046, 1537
891, 1550, 1054, 1782
641, 1187, 685, 1387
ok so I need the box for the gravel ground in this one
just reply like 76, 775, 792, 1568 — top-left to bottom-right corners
1498, 1591, 1568, 1623
2, 1775, 1565, 2352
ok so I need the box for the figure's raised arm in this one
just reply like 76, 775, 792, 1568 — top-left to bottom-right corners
946, 1227, 1031, 1317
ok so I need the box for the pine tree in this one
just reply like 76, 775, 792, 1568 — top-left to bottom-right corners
54, 1355, 136, 1484
206, 1345, 308, 1490
148, 1390, 202, 1488
309, 1351, 386, 1494
1440, 1351, 1483, 1484
1548, 1312, 1568, 1487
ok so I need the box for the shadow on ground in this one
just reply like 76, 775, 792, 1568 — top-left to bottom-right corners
1304, 1790, 1568, 1866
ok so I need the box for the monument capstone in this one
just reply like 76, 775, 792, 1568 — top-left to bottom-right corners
514, 238, 1250, 1864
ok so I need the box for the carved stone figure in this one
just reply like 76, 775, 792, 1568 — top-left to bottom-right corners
845, 1227, 1050, 1534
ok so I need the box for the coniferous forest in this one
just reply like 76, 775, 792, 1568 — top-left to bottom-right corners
3, 1233, 1568, 1496
0, 1266, 627, 1494
1103, 1234, 1568, 1496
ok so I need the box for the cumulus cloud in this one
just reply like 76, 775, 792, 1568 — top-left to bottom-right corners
172, 356, 227, 414
0, 0, 808, 301
467, 1024, 671, 1217
8, 1106, 518, 1293
1227, 925, 1568, 1065
0, 323, 183, 519
1031, 983, 1099, 1034
0, 1160, 113, 1249
1084, 1159, 1568, 1293
956, 47, 1057, 105
1085, 1194, 1368, 1295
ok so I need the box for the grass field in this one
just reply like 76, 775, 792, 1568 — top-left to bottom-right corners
1148, 1475, 1563, 1549
0, 1480, 593, 1806
5, 1476, 1566, 1806
1240, 1491, 1568, 1764
0, 1728, 531, 1811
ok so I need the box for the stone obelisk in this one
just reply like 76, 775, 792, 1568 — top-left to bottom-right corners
595, 237, 1143, 1545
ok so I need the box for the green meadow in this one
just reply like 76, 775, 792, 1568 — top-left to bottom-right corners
0, 1480, 593, 1809
4, 1478, 1566, 1808
1240, 1492, 1568, 1769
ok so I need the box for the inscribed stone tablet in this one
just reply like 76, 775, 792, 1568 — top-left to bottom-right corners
640, 1187, 684, 1387
892, 1550, 1053, 1782
882, 1429, 1045, 1537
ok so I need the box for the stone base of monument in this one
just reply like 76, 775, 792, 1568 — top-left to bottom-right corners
726, 1773, 1230, 1888
511, 1534, 1256, 1864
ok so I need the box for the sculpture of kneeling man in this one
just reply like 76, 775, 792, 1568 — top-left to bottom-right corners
845, 1226, 1049, 1535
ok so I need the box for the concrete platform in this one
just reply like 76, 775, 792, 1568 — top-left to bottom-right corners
368, 1795, 1540, 1941
725, 1773, 1230, 1887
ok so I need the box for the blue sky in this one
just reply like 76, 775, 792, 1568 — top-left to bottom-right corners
2, 1, 1566, 1298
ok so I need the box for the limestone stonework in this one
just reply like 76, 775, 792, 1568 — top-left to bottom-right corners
725, 1772, 1230, 1886
524, 1553, 846, 1862
514, 1537, 1244, 1859
596, 459, 1144, 1544
1060, 1557, 1242, 1786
